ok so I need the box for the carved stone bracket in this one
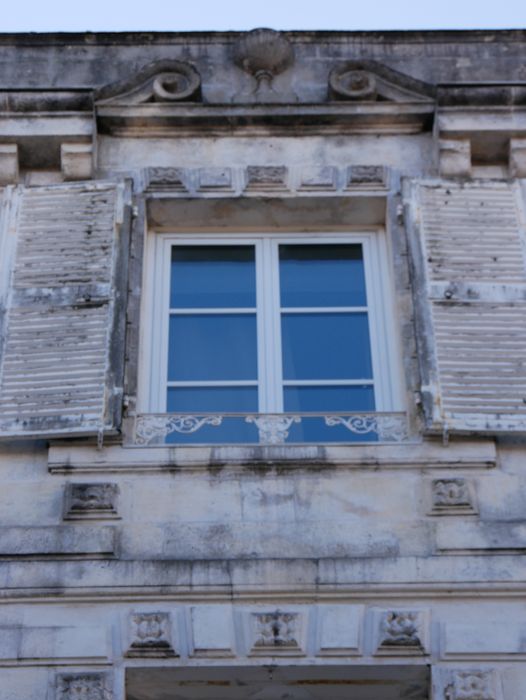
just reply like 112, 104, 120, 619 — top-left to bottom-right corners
250, 610, 303, 655
376, 610, 427, 655
56, 673, 112, 700
64, 483, 119, 520
127, 612, 177, 657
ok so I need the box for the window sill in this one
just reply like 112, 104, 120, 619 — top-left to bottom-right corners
47, 431, 497, 475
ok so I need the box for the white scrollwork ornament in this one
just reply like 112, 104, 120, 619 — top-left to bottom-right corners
134, 415, 222, 445
325, 413, 409, 442
245, 415, 300, 444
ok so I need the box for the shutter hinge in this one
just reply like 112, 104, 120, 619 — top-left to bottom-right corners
396, 203, 404, 226
132, 205, 139, 219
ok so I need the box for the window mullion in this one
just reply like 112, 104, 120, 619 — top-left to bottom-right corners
268, 239, 284, 412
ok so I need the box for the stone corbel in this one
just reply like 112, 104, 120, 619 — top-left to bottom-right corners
0, 144, 19, 185
509, 138, 526, 178
61, 142, 93, 181
439, 138, 471, 178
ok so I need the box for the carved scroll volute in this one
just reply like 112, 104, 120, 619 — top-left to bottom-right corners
233, 28, 295, 103
151, 67, 201, 102
329, 65, 378, 101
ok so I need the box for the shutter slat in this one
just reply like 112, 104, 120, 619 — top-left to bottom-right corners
0, 182, 130, 439
406, 180, 526, 434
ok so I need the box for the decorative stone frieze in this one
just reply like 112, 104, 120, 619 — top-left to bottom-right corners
127, 612, 176, 657
249, 610, 303, 655
64, 483, 119, 520
431, 478, 476, 515
446, 669, 497, 700
439, 138, 471, 177
376, 610, 427, 655
144, 167, 187, 192
56, 673, 111, 700
0, 144, 19, 184
346, 165, 388, 188
244, 165, 289, 192
233, 28, 295, 103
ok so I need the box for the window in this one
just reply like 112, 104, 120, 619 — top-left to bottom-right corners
141, 231, 403, 444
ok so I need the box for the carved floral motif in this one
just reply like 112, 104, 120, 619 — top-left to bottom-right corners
379, 611, 423, 650
65, 483, 118, 519
448, 670, 496, 700
128, 612, 175, 656
432, 479, 472, 508
245, 165, 288, 191
56, 673, 111, 700
252, 611, 300, 649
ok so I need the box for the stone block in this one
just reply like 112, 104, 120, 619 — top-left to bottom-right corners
439, 138, 471, 177
0, 526, 116, 558
316, 605, 363, 656
436, 520, 526, 553
60, 143, 93, 180
0, 144, 18, 185
189, 605, 234, 657
442, 622, 524, 658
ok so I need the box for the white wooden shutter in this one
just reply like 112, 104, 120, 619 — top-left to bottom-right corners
0, 181, 130, 439
405, 179, 526, 434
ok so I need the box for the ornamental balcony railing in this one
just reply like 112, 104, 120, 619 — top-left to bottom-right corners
131, 412, 411, 446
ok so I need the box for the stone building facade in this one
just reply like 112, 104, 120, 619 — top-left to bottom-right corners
0, 28, 526, 699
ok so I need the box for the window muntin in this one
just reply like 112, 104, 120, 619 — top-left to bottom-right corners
148, 229, 397, 408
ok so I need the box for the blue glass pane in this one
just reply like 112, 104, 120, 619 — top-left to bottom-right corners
166, 387, 258, 443
168, 386, 258, 412
170, 246, 256, 308
168, 314, 257, 380
281, 313, 372, 380
279, 244, 366, 307
284, 385, 375, 412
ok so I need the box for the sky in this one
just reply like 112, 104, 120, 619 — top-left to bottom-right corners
2, 0, 526, 32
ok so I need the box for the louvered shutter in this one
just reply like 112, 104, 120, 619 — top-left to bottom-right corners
0, 181, 130, 439
405, 179, 526, 434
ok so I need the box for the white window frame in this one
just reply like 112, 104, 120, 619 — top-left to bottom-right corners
138, 229, 403, 415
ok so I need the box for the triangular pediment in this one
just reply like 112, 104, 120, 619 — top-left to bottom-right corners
329, 60, 435, 103
95, 60, 202, 105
